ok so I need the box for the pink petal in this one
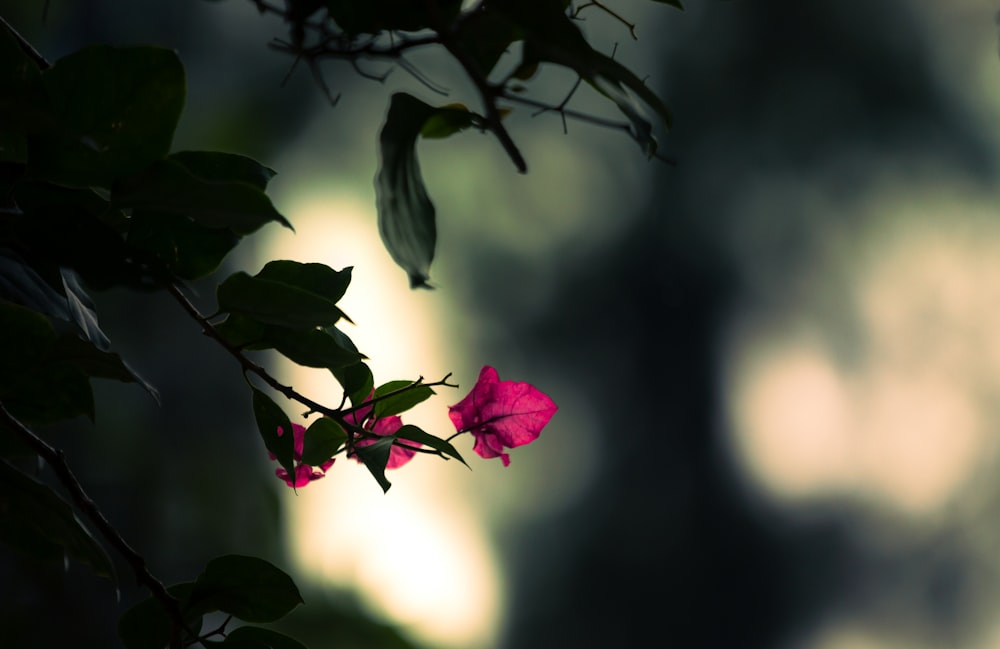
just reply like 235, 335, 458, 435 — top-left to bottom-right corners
449, 366, 557, 465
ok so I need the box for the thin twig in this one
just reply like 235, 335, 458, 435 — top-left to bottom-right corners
0, 404, 196, 648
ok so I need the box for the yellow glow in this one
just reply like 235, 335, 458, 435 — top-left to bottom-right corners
725, 187, 1000, 518
258, 190, 501, 649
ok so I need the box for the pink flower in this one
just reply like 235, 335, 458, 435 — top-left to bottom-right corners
348, 396, 420, 469
448, 365, 557, 466
269, 423, 335, 488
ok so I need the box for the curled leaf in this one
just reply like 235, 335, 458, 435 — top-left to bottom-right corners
375, 92, 438, 288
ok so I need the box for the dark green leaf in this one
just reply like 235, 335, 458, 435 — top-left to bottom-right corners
498, 0, 671, 156
169, 150, 277, 190
650, 0, 683, 9
256, 261, 352, 308
395, 424, 467, 466
0, 458, 115, 583
225, 626, 309, 649
251, 386, 295, 483
354, 436, 394, 493
300, 417, 346, 466
375, 92, 438, 288
215, 314, 269, 349
29, 45, 185, 187
0, 246, 70, 322
217, 270, 348, 328
53, 333, 159, 403
454, 8, 522, 77
330, 360, 374, 409
127, 210, 241, 280
0, 24, 50, 144
269, 326, 364, 370
372, 380, 433, 418
0, 300, 94, 424
188, 555, 304, 623
118, 583, 202, 649
112, 158, 292, 234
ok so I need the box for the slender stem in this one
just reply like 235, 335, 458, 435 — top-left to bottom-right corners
0, 14, 52, 70
0, 404, 194, 648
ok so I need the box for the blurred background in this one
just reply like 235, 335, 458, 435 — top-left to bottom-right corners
5, 0, 1000, 648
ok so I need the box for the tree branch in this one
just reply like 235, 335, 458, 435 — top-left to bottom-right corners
0, 403, 195, 648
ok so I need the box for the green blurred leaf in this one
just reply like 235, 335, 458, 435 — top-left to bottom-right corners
372, 380, 433, 418
118, 583, 202, 649
420, 104, 477, 139
354, 436, 394, 493
300, 417, 346, 466
29, 45, 185, 187
224, 626, 309, 649
395, 424, 467, 466
251, 386, 295, 483
113, 158, 292, 234
187, 555, 304, 623
650, 0, 684, 9
375, 92, 438, 288
0, 458, 115, 583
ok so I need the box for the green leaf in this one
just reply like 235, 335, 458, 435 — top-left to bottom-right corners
118, 583, 202, 649
420, 104, 477, 139
187, 555, 304, 623
113, 158, 292, 234
224, 626, 309, 649
300, 417, 346, 466
0, 458, 116, 583
0, 300, 94, 424
29, 45, 185, 187
498, 0, 671, 156
330, 360, 374, 408
7, 181, 150, 290
454, 7, 522, 77
168, 150, 277, 190
251, 386, 295, 483
375, 92, 439, 288
650, 0, 684, 9
256, 261, 352, 307
270, 326, 364, 370
0, 24, 50, 145
0, 246, 70, 322
372, 380, 433, 418
217, 265, 350, 328
53, 333, 159, 403
395, 424, 467, 466
127, 210, 241, 280
354, 436, 395, 493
